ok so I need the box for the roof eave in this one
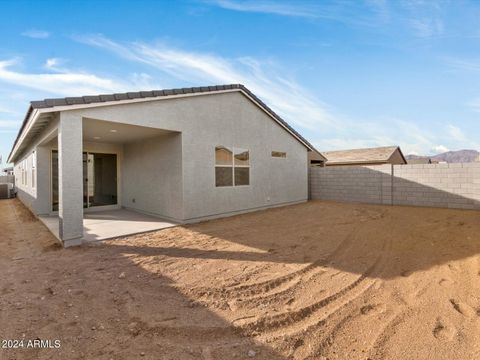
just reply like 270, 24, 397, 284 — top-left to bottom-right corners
8, 84, 319, 162
326, 160, 387, 166
7, 105, 37, 163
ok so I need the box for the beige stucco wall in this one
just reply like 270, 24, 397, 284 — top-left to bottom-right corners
122, 132, 183, 220
14, 116, 60, 214
18, 91, 308, 223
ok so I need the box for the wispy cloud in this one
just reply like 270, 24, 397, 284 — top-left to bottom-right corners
401, 1, 445, 38
447, 124, 466, 142
313, 116, 440, 156
203, 0, 390, 26
446, 58, 480, 72
75, 34, 472, 154
0, 105, 18, 115
0, 58, 160, 97
75, 34, 333, 130
409, 17, 443, 38
0, 119, 21, 135
445, 122, 480, 150
44, 57, 65, 71
432, 144, 449, 154
0, 120, 20, 129
468, 97, 480, 112
21, 29, 50, 39
206, 0, 318, 18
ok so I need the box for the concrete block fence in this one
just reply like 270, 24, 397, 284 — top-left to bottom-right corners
0, 175, 14, 184
309, 163, 480, 210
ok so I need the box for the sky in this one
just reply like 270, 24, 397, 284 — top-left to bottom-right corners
1, 0, 480, 167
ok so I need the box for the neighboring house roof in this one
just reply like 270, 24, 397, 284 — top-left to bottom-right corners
407, 158, 432, 164
308, 151, 327, 163
8, 84, 320, 162
323, 146, 407, 165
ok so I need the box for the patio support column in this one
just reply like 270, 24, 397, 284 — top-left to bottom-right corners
58, 112, 83, 246
33, 145, 51, 215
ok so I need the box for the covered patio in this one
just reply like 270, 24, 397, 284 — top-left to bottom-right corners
39, 208, 177, 243
31, 114, 183, 246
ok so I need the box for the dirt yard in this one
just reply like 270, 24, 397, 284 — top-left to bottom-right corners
1, 198, 480, 360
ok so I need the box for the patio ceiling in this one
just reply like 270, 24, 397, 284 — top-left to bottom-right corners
83, 118, 177, 144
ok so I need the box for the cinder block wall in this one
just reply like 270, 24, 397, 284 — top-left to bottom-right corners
309, 163, 480, 210
309, 165, 392, 205
0, 175, 14, 184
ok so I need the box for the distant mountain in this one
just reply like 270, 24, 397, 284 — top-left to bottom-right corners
406, 150, 479, 163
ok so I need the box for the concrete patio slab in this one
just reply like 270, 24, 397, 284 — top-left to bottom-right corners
39, 209, 177, 244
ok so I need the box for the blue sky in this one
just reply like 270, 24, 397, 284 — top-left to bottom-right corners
1, 0, 480, 167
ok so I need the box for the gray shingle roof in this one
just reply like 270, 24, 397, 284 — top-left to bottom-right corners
29, 84, 245, 109
10, 84, 317, 162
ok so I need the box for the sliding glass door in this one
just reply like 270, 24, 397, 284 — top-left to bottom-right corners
52, 151, 117, 211
85, 152, 117, 207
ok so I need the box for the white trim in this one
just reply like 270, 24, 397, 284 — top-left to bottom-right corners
8, 108, 40, 163
9, 88, 314, 162
214, 145, 250, 187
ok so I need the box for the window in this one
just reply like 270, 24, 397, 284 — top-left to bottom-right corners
31, 152, 36, 189
234, 148, 249, 186
215, 146, 233, 187
272, 151, 287, 158
21, 160, 25, 186
215, 146, 250, 187
25, 159, 28, 187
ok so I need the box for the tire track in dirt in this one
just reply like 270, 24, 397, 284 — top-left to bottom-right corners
294, 223, 396, 359
181, 209, 391, 356
229, 269, 327, 309
237, 259, 380, 336
186, 226, 360, 303
272, 278, 379, 350
365, 311, 408, 360
234, 214, 390, 340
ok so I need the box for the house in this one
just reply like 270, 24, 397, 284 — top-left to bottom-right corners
323, 146, 407, 166
407, 158, 432, 165
2, 166, 13, 176
8, 84, 320, 247
308, 151, 327, 167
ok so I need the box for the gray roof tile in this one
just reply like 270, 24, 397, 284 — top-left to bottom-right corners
9, 84, 318, 162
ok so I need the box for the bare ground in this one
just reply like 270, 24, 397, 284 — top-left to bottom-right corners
1, 198, 480, 360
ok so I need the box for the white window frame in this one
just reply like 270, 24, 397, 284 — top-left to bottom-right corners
233, 147, 250, 187
21, 160, 25, 186
215, 146, 250, 187
31, 151, 36, 189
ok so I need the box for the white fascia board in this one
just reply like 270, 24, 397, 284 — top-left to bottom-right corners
8, 108, 40, 163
